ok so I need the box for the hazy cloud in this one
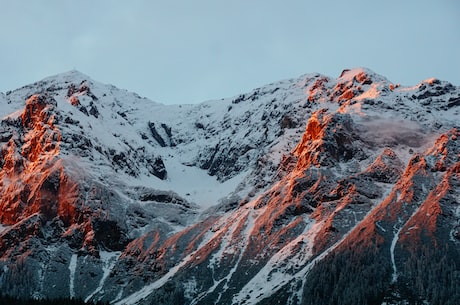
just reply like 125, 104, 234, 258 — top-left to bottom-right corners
358, 118, 434, 149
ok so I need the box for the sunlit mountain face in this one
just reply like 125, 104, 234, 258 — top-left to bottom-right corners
0, 68, 459, 305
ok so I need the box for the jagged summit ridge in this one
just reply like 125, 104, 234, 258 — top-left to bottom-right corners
0, 68, 459, 305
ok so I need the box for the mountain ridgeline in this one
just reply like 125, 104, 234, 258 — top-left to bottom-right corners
0, 68, 459, 305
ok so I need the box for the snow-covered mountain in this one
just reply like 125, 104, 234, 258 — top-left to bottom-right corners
0, 68, 459, 305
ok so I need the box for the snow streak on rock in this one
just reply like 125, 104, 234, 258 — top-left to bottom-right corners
85, 251, 121, 303
0, 67, 459, 305
390, 225, 403, 283
68, 254, 77, 298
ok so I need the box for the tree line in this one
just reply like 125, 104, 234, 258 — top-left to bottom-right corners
0, 294, 109, 305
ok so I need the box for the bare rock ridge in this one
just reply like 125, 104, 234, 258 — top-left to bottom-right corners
0, 68, 459, 305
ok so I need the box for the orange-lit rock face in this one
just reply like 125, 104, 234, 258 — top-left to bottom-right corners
304, 115, 323, 142
293, 110, 355, 169
20, 95, 50, 128
293, 110, 330, 167
2, 139, 23, 176
396, 129, 460, 243
307, 77, 331, 102
20, 95, 61, 163
354, 71, 373, 85
331, 70, 373, 103
0, 94, 70, 225
68, 95, 80, 106
426, 128, 459, 172
0, 70, 458, 304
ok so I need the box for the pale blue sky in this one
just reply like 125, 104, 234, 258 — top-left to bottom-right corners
1, 0, 459, 104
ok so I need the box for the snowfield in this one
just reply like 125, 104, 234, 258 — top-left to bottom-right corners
0, 67, 459, 305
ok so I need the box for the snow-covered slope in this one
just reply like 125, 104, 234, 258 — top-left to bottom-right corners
0, 68, 459, 305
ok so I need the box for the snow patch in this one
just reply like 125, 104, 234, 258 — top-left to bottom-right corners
354, 83, 380, 101
161, 157, 248, 210
390, 225, 403, 283
68, 254, 78, 298
85, 251, 121, 303
337, 67, 368, 82
2, 109, 23, 120
232, 219, 316, 305
183, 277, 198, 301
114, 255, 191, 305
190, 209, 254, 305
390, 202, 427, 284
375, 221, 387, 232
118, 158, 248, 210
114, 229, 220, 305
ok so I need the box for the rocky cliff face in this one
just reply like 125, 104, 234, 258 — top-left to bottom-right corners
0, 68, 459, 305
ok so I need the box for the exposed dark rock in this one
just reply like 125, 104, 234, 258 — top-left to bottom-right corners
89, 102, 100, 118
446, 96, 460, 109
92, 219, 130, 251
150, 156, 167, 180
78, 105, 89, 116
67, 83, 77, 97
416, 82, 455, 100
365, 148, 403, 183
195, 122, 205, 129
148, 121, 166, 147
280, 115, 296, 129
0, 69, 459, 305
139, 189, 190, 208
161, 123, 175, 146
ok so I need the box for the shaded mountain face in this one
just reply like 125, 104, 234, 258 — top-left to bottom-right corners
0, 68, 459, 305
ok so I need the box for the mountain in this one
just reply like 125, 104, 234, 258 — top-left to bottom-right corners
0, 68, 459, 305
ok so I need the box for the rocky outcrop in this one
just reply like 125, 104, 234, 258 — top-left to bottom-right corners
0, 68, 458, 305
0, 91, 194, 300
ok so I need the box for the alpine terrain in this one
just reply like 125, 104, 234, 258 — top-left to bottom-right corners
0, 68, 459, 305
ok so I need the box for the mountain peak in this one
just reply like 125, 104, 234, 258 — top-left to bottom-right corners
43, 69, 93, 83
0, 68, 459, 305
338, 67, 390, 84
